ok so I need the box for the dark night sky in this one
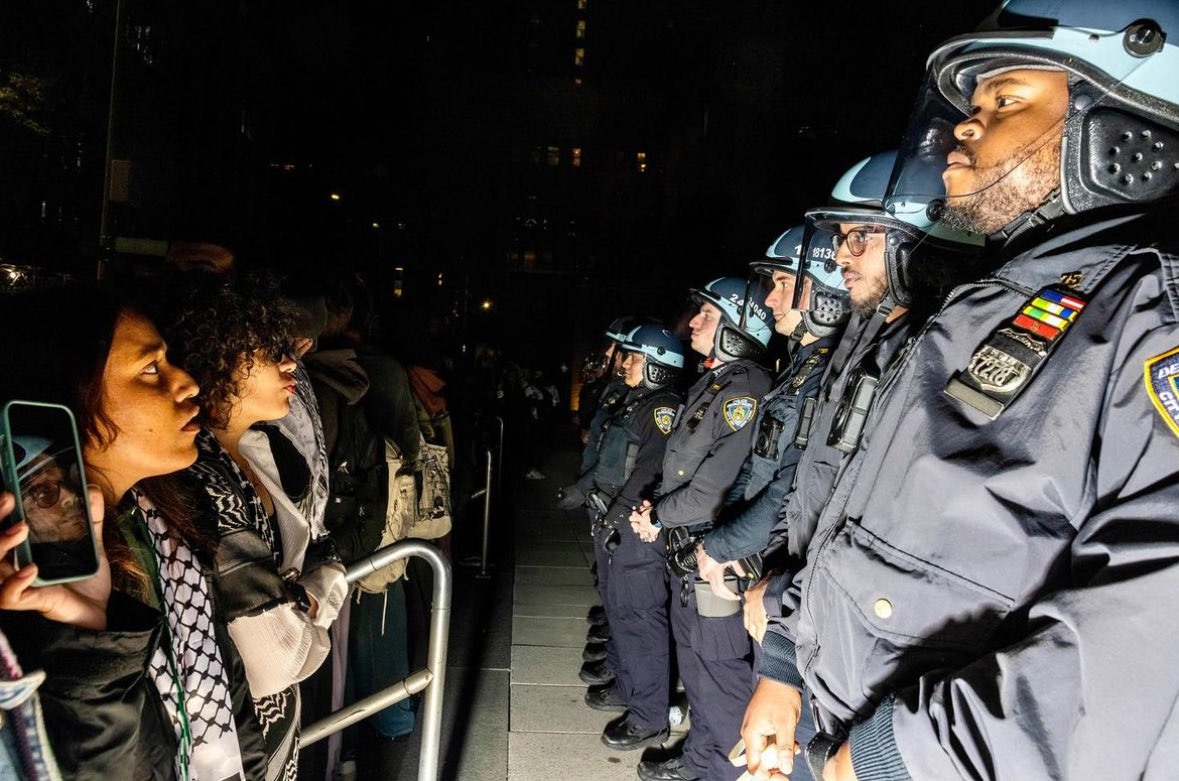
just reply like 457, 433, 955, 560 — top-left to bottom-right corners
1, 0, 998, 360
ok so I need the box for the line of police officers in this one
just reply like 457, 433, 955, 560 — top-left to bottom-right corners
561, 1, 1179, 778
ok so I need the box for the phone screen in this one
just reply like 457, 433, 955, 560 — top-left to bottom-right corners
2, 402, 98, 583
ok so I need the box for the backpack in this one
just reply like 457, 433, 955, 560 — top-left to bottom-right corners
354, 433, 452, 594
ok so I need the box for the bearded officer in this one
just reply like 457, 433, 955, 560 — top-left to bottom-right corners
740, 151, 988, 780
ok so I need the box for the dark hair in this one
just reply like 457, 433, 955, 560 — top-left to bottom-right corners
0, 283, 211, 588
0, 283, 125, 449
161, 271, 295, 429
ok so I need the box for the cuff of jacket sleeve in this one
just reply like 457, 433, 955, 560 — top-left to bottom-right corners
848, 696, 912, 781
758, 632, 805, 690
702, 530, 735, 563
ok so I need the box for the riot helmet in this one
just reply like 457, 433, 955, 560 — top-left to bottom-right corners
689, 276, 772, 363
620, 325, 686, 390
804, 150, 984, 310
885, 0, 1179, 240
793, 222, 852, 337
606, 315, 649, 344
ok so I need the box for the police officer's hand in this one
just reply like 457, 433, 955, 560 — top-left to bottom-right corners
629, 501, 659, 543
697, 543, 741, 602
742, 678, 802, 779
744, 576, 771, 643
822, 743, 858, 781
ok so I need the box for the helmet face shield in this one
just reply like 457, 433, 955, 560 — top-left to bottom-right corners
743, 263, 793, 330
884, 63, 1070, 226
795, 220, 843, 312
888, 5, 1179, 226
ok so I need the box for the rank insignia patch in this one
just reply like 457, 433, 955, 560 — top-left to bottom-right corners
1145, 346, 1179, 439
723, 397, 757, 431
945, 286, 1087, 420
653, 406, 676, 435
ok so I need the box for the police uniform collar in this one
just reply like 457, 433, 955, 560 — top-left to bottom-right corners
987, 203, 1177, 299
788, 334, 836, 368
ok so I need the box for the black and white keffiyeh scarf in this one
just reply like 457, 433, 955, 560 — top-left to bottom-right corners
135, 488, 245, 781
190, 430, 282, 563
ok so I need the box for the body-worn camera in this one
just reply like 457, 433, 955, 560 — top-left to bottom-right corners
753, 414, 784, 461
828, 369, 879, 454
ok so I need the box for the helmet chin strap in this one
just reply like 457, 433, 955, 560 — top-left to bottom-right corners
789, 319, 808, 343
990, 188, 1066, 245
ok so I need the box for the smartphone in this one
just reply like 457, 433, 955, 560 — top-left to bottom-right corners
0, 400, 99, 585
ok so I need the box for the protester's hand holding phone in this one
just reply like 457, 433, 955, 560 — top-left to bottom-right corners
0, 488, 111, 630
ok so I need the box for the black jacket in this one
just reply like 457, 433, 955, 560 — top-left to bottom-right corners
0, 507, 267, 780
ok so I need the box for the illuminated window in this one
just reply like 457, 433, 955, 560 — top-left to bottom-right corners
576, 20, 586, 39
637, 151, 648, 173
523, 250, 537, 269
574, 47, 585, 67
571, 147, 582, 168
577, 0, 587, 9
546, 146, 560, 167
573, 77, 583, 87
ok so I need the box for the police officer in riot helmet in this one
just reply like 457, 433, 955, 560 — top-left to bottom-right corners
562, 315, 655, 511
745, 2, 1179, 780
742, 152, 985, 781
629, 277, 773, 781
578, 325, 686, 751
657, 228, 844, 781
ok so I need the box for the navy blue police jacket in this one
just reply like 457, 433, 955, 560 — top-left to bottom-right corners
653, 358, 772, 530
760, 206, 1179, 781
703, 335, 837, 563
593, 385, 683, 526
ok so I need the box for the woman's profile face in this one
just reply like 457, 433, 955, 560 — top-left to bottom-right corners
224, 350, 297, 429
85, 311, 201, 495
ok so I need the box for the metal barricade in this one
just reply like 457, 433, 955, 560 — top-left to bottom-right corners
463, 414, 504, 578
301, 540, 452, 781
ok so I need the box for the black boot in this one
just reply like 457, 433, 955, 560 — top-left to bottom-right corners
578, 659, 615, 686
582, 641, 608, 662
587, 605, 607, 625
586, 623, 610, 643
636, 756, 701, 781
584, 683, 626, 711
601, 715, 668, 751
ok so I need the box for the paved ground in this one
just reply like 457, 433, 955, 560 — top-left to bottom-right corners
355, 433, 686, 780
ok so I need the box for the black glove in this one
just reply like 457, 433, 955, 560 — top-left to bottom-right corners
556, 484, 585, 510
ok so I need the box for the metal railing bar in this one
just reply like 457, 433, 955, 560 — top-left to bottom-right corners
301, 540, 452, 781
478, 448, 493, 578
301, 668, 433, 746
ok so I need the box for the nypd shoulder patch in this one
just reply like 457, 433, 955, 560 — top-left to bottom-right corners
723, 396, 757, 432
653, 406, 676, 435
1145, 345, 1179, 439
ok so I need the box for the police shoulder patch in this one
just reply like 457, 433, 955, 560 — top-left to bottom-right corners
722, 396, 757, 432
653, 406, 676, 435
1145, 345, 1179, 439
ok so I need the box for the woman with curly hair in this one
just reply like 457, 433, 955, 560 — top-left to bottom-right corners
163, 272, 348, 781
